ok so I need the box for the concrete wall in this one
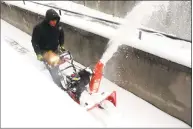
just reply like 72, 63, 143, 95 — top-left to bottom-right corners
1, 3, 191, 126
73, 1, 191, 41
73, 1, 138, 17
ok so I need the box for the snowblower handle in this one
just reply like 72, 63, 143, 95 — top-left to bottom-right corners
59, 50, 72, 58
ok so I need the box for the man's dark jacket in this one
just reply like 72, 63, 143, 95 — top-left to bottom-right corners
31, 9, 64, 55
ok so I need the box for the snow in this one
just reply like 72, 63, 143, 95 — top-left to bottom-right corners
102, 18, 191, 67
3, 1, 116, 38
32, 1, 124, 24
1, 19, 190, 128
1, 21, 104, 128
101, 1, 191, 67
3, 1, 191, 68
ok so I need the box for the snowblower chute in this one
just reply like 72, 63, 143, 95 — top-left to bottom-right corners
89, 61, 104, 94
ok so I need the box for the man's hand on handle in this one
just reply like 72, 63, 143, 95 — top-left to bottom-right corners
59, 44, 66, 52
37, 54, 43, 61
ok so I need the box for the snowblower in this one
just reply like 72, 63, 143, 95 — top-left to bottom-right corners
42, 50, 117, 111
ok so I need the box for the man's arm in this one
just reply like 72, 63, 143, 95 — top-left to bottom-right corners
31, 26, 41, 55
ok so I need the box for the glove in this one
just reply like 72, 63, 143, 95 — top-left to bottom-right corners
37, 54, 43, 61
59, 45, 65, 52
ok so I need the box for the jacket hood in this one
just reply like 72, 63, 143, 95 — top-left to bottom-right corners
44, 9, 60, 24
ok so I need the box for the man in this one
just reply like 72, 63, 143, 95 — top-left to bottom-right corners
31, 9, 94, 100
31, 9, 65, 88
31, 9, 65, 61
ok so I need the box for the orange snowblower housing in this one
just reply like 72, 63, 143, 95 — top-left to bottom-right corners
43, 51, 60, 67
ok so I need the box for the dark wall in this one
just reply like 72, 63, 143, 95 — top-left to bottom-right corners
1, 3, 191, 125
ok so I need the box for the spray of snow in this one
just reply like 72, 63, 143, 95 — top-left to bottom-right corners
100, 1, 169, 65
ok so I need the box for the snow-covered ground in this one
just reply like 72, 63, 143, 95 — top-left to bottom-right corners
3, 1, 191, 68
1, 23, 104, 128
1, 19, 190, 128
